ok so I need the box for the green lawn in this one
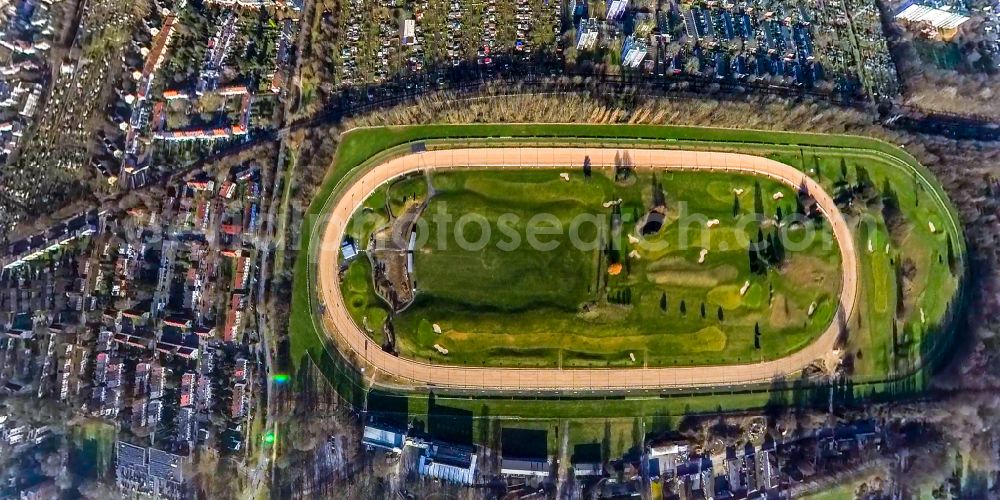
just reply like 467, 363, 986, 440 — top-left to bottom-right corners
340, 257, 389, 346
348, 167, 841, 368
801, 482, 862, 500
766, 147, 961, 378
569, 418, 644, 460
386, 173, 428, 216
288, 123, 966, 420
384, 389, 775, 420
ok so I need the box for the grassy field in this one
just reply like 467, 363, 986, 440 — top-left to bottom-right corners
340, 257, 389, 346
345, 167, 841, 368
763, 147, 961, 379
288, 123, 966, 421
801, 482, 863, 499
569, 418, 645, 460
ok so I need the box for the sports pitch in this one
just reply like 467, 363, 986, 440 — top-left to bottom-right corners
291, 124, 965, 411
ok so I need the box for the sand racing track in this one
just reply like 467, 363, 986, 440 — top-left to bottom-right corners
315, 148, 859, 391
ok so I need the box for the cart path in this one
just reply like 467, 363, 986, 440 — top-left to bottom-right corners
315, 148, 858, 391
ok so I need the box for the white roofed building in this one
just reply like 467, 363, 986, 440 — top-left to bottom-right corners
894, 0, 970, 39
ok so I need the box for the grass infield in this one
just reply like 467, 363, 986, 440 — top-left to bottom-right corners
288, 124, 965, 420
346, 168, 841, 369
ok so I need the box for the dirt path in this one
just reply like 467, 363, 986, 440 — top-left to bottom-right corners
371, 200, 425, 309
315, 148, 859, 391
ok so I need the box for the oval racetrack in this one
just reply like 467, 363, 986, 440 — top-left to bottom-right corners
315, 148, 859, 391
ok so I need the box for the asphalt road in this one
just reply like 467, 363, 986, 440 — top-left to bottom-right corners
315, 147, 859, 391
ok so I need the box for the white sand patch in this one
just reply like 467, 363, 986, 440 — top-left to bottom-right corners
734, 188, 744, 195
928, 221, 937, 233
707, 219, 720, 228
629, 249, 641, 260
867, 239, 873, 253
560, 172, 570, 181
432, 323, 442, 334
920, 308, 926, 324
808, 302, 817, 317
698, 248, 709, 264
822, 348, 842, 374
772, 192, 785, 200
885, 243, 890, 254
740, 281, 751, 296
433, 344, 449, 355
602, 198, 623, 208
628, 233, 640, 245
629, 352, 636, 362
